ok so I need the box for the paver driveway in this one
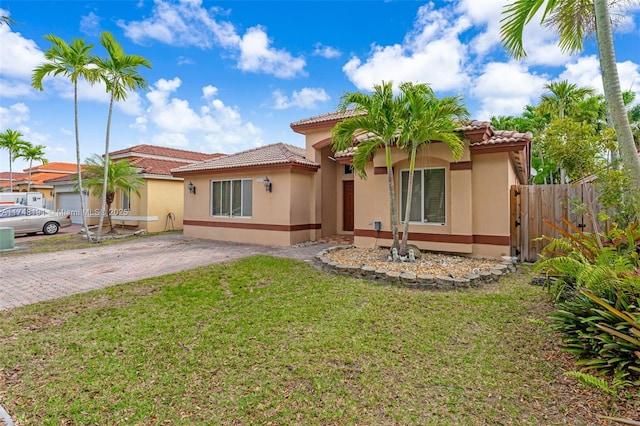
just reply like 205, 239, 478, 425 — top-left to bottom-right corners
0, 234, 337, 310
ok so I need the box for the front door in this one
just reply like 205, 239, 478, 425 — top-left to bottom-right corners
343, 180, 354, 232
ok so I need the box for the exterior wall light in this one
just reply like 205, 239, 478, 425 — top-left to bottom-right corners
82, 189, 89, 196
187, 181, 196, 194
263, 177, 272, 192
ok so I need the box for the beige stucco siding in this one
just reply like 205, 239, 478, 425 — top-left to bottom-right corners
471, 152, 511, 257
182, 168, 317, 246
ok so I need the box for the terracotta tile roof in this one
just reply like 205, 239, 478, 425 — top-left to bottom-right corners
0, 172, 28, 180
290, 109, 364, 127
109, 144, 223, 162
44, 174, 78, 184
17, 172, 73, 185
172, 143, 319, 174
129, 157, 198, 176
23, 162, 78, 173
470, 129, 532, 147
458, 120, 491, 131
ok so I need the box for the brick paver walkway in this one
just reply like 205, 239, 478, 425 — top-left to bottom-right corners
0, 234, 340, 311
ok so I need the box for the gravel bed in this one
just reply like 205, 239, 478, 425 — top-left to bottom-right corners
326, 247, 499, 278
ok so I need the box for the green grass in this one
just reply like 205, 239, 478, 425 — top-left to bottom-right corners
0, 257, 631, 425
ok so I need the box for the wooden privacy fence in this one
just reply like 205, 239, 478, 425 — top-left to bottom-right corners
510, 184, 603, 262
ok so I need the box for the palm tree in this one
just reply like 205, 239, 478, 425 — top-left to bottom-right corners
396, 82, 468, 255
332, 81, 406, 251
32, 35, 100, 240
16, 143, 48, 192
537, 80, 595, 119
1, 15, 14, 26
81, 154, 144, 233
0, 129, 30, 192
93, 32, 151, 240
501, 0, 640, 217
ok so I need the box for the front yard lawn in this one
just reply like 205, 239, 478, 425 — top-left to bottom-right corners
0, 256, 636, 424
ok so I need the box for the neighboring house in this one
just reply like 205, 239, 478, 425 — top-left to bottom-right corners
4, 162, 77, 208
0, 172, 28, 192
173, 110, 531, 258
47, 145, 223, 231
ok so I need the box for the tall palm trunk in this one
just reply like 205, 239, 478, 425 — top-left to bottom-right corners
27, 158, 33, 192
594, 0, 640, 217
74, 82, 92, 241
97, 92, 115, 239
400, 146, 417, 255
8, 150, 13, 192
385, 145, 400, 250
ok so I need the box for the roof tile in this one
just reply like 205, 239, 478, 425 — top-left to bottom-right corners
109, 144, 222, 161
172, 143, 319, 173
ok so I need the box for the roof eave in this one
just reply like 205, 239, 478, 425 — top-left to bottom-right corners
172, 162, 319, 177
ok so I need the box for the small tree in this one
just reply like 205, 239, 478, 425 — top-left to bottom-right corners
81, 155, 144, 233
32, 35, 100, 240
0, 129, 30, 192
396, 82, 468, 255
93, 32, 151, 240
17, 143, 48, 192
501, 0, 640, 219
332, 81, 406, 251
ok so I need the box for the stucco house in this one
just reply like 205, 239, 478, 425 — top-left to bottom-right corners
47, 145, 223, 231
3, 162, 77, 208
173, 110, 531, 258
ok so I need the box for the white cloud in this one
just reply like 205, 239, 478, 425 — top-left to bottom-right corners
313, 43, 341, 59
151, 132, 190, 147
0, 22, 45, 90
80, 12, 102, 36
472, 62, 548, 119
0, 103, 30, 129
272, 88, 330, 110
118, 0, 240, 48
141, 77, 263, 152
130, 116, 147, 132
118, 0, 304, 78
457, 0, 571, 66
559, 55, 640, 99
343, 3, 470, 92
238, 26, 306, 78
177, 56, 194, 65
202, 85, 218, 98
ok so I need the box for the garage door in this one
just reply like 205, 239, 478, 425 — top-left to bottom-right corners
57, 193, 83, 224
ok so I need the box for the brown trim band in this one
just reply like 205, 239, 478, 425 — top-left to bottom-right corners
184, 220, 321, 232
450, 161, 472, 171
355, 229, 472, 244
374, 167, 389, 175
355, 230, 510, 246
472, 234, 510, 245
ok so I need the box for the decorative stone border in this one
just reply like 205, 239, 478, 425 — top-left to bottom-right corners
314, 246, 517, 291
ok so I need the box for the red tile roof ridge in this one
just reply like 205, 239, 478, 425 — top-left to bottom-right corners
108, 144, 223, 161
290, 109, 364, 127
23, 162, 78, 172
171, 142, 317, 174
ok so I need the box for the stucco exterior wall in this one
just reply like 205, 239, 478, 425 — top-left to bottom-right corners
353, 144, 476, 254
143, 179, 183, 232
471, 152, 512, 258
182, 168, 316, 246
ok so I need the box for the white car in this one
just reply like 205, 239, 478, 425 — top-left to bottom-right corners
0, 206, 72, 235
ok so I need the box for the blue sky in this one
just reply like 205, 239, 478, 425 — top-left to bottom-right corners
1, 0, 640, 172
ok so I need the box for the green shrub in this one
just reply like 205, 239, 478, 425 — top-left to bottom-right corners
536, 219, 640, 299
539, 220, 640, 378
550, 290, 640, 378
